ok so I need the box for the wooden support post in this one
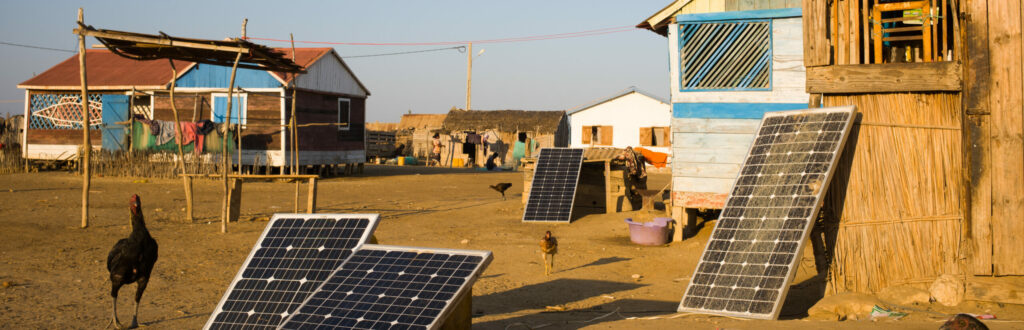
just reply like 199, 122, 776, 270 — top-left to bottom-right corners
168, 60, 187, 174
672, 206, 685, 242
604, 160, 614, 213
307, 177, 317, 213
183, 176, 194, 222
238, 18, 247, 175
221, 50, 243, 233
227, 178, 243, 223
76, 8, 90, 229
128, 87, 135, 155
440, 290, 472, 330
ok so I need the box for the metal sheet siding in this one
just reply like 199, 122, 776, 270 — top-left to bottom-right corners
294, 55, 367, 97
175, 64, 282, 88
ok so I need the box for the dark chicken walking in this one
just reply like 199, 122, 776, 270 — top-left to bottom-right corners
106, 194, 158, 329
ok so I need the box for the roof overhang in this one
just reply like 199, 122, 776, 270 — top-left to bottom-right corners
636, 0, 692, 37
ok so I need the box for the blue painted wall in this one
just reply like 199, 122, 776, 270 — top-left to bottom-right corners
673, 102, 808, 119
176, 63, 282, 88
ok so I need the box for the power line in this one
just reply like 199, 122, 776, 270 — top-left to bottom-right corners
246, 25, 639, 46
0, 41, 75, 53
342, 46, 466, 59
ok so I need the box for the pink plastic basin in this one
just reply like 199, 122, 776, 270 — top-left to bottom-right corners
624, 217, 673, 245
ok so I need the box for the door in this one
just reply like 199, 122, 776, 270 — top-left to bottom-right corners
101, 94, 130, 151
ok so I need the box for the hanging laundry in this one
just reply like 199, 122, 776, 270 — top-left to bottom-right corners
155, 121, 176, 145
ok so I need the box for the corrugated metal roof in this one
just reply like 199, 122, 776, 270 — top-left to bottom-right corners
18, 49, 192, 90
567, 86, 669, 115
18, 48, 338, 90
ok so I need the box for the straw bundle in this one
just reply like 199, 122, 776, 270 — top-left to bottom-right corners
822, 92, 965, 294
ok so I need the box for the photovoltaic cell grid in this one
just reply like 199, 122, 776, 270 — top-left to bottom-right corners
522, 148, 585, 222
281, 245, 492, 330
678, 106, 856, 320
204, 214, 379, 330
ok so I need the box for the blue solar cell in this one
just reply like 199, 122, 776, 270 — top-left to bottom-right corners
523, 148, 585, 222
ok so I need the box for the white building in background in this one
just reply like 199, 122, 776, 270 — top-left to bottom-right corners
568, 86, 672, 154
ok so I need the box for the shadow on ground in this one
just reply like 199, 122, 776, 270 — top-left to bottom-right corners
474, 299, 678, 330
475, 278, 646, 316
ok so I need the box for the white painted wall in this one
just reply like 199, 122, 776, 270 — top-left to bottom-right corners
568, 92, 671, 154
294, 52, 368, 97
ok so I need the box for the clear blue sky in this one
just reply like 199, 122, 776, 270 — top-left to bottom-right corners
0, 0, 670, 122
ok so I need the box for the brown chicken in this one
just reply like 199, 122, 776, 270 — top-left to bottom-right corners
490, 182, 513, 200
539, 231, 558, 275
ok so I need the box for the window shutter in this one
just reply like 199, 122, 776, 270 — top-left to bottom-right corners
639, 127, 653, 146
600, 126, 613, 145
661, 126, 671, 147
582, 126, 592, 144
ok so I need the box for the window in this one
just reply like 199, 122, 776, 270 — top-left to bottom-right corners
640, 126, 670, 147
211, 93, 247, 125
678, 20, 771, 91
337, 98, 350, 131
582, 125, 613, 145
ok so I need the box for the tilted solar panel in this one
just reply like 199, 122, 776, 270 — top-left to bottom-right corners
204, 214, 379, 329
678, 106, 856, 320
523, 148, 585, 223
280, 245, 492, 330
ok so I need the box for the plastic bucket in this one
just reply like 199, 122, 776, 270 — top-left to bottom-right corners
624, 217, 673, 245
397, 156, 406, 166
453, 158, 464, 167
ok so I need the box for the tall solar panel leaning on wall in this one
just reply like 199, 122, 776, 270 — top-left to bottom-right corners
677, 106, 856, 320
522, 148, 585, 223
281, 245, 492, 329
204, 214, 379, 329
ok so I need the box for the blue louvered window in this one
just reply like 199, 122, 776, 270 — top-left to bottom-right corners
678, 20, 772, 91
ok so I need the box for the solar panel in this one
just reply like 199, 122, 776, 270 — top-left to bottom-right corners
523, 148, 585, 223
678, 106, 856, 320
280, 245, 493, 330
204, 214, 380, 330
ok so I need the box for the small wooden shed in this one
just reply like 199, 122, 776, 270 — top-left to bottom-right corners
396, 113, 447, 159
797, 0, 1024, 294
437, 109, 569, 167
638, 0, 807, 217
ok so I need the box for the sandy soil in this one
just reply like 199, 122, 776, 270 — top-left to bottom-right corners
1, 166, 1021, 329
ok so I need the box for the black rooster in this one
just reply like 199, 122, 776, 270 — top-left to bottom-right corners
490, 182, 513, 200
106, 194, 159, 329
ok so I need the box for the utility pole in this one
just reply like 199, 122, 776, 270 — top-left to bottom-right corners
465, 42, 472, 110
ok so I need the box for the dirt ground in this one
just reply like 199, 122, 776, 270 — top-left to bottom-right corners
1, 166, 1022, 329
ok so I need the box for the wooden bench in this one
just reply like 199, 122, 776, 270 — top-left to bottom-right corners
179, 174, 320, 225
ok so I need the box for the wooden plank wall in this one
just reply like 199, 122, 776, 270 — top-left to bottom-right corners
291, 91, 366, 151
984, 0, 1024, 275
680, 0, 800, 14
963, 0, 993, 275
152, 92, 283, 150
671, 117, 759, 208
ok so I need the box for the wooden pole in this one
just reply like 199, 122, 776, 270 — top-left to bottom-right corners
237, 19, 247, 175
465, 42, 472, 110
128, 87, 135, 156
168, 60, 187, 174
222, 51, 242, 233
290, 34, 300, 212
77, 8, 90, 229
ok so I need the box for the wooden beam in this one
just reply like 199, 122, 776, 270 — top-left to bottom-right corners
805, 62, 962, 93
964, 0, 993, 276
77, 8, 90, 229
74, 28, 250, 54
987, 0, 1024, 275
307, 177, 317, 213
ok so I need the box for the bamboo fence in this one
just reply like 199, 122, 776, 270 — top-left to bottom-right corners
822, 92, 965, 293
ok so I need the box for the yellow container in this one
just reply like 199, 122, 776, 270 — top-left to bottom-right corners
453, 158, 464, 167
397, 157, 406, 166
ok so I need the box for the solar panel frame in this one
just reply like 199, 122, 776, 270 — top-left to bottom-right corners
522, 147, 585, 223
203, 213, 380, 330
280, 244, 493, 330
677, 106, 857, 320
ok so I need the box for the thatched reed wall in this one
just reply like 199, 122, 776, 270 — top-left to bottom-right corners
822, 92, 966, 293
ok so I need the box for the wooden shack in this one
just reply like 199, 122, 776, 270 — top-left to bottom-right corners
396, 113, 447, 160
17, 48, 371, 171
638, 1, 808, 222
798, 0, 1024, 293
521, 148, 647, 218
437, 109, 569, 168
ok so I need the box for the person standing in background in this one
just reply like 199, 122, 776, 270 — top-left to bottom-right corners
430, 133, 442, 166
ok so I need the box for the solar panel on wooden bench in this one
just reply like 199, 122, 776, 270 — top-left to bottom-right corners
281, 245, 492, 329
523, 148, 585, 223
204, 214, 379, 330
678, 106, 856, 320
